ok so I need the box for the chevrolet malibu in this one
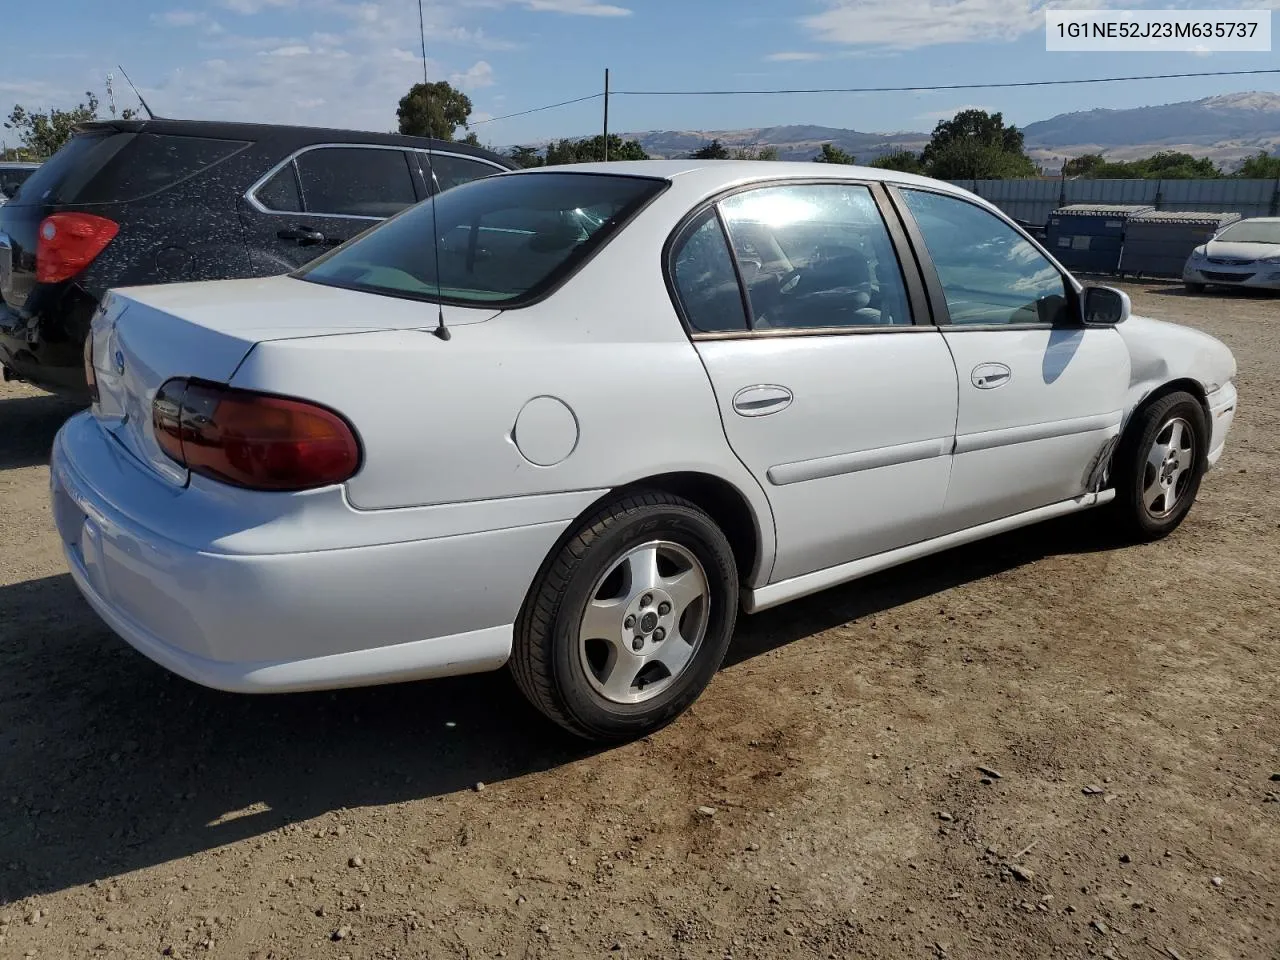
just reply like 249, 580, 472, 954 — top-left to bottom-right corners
51, 162, 1239, 742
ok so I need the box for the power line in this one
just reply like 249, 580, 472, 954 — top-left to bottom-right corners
615, 67, 1280, 97
470, 93, 604, 126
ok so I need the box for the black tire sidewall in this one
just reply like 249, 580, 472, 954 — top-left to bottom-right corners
549, 504, 738, 741
1116, 392, 1208, 539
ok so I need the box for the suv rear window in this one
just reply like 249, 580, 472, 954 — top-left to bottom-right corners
296, 172, 666, 307
4, 131, 127, 205
76, 133, 250, 203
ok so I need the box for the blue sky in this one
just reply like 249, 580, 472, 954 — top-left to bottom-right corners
2, 0, 1279, 149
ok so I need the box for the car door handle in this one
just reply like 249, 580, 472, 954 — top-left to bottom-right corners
277, 226, 326, 246
971, 363, 1012, 390
732, 384, 793, 417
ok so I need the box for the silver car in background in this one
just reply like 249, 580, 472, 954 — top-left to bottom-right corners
1184, 217, 1280, 292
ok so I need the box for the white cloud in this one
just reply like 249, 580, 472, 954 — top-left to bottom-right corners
262, 44, 312, 56
221, 0, 298, 13
766, 51, 826, 61
522, 0, 631, 15
451, 60, 497, 89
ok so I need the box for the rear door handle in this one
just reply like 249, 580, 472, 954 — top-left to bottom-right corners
277, 225, 326, 246
732, 384, 793, 417
971, 363, 1012, 389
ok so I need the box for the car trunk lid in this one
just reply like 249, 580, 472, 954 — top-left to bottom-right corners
89, 276, 500, 484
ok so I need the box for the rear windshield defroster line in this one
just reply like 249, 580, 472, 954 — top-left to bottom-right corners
295, 171, 669, 310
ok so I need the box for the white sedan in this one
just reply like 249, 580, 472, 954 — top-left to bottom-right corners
1184, 216, 1280, 292
52, 161, 1239, 741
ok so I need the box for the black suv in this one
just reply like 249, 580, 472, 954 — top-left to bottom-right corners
0, 119, 515, 398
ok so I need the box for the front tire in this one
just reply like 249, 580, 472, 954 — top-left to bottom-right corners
1109, 391, 1208, 542
511, 491, 739, 742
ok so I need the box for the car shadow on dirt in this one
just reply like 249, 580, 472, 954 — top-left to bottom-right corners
0, 393, 83, 471
0, 513, 1122, 903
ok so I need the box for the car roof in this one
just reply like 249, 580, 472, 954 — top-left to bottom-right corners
507, 159, 974, 203
73, 118, 516, 167
1226, 216, 1280, 224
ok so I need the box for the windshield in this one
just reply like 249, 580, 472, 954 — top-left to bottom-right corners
1214, 221, 1280, 245
297, 171, 667, 306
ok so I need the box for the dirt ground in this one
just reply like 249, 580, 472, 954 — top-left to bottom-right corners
0, 280, 1276, 960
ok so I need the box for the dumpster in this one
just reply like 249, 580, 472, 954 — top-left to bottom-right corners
1045, 204, 1155, 274
1118, 210, 1243, 278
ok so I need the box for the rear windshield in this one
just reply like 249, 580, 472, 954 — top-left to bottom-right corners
296, 172, 666, 307
4, 130, 250, 206
1215, 220, 1280, 245
4, 131, 126, 205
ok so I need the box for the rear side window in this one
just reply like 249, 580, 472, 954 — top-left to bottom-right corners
294, 147, 417, 218
670, 209, 748, 333
297, 171, 665, 307
255, 164, 303, 212
76, 133, 251, 203
4, 131, 129, 205
0, 167, 37, 199
417, 153, 503, 193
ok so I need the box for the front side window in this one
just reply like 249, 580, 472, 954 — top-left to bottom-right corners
670, 209, 748, 333
294, 147, 417, 218
900, 188, 1070, 326
297, 171, 665, 306
717, 183, 912, 330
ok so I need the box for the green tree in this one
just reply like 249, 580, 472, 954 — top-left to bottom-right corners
1063, 154, 1106, 178
507, 145, 545, 168
868, 150, 924, 174
545, 134, 648, 164
730, 145, 779, 161
396, 80, 472, 141
919, 109, 1035, 180
691, 139, 730, 160
1081, 151, 1221, 179
5, 91, 136, 159
461, 130, 482, 147
1236, 151, 1280, 178
814, 143, 856, 164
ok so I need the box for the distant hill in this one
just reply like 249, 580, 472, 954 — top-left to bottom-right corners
501, 92, 1280, 171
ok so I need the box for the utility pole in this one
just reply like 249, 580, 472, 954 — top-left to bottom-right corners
603, 68, 610, 162
106, 73, 117, 118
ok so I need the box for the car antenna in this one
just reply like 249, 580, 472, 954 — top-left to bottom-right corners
116, 65, 159, 120
418, 0, 450, 341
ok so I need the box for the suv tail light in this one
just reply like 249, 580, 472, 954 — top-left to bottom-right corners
153, 379, 361, 491
36, 213, 119, 283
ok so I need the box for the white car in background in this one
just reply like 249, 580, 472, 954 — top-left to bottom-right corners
51, 161, 1238, 742
1184, 216, 1280, 292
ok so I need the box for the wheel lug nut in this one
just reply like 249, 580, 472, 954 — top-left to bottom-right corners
658, 602, 671, 616
640, 594, 653, 607
624, 615, 636, 629
653, 627, 666, 642
632, 637, 645, 652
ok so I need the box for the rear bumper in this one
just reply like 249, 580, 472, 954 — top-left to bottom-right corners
51, 411, 575, 693
1183, 263, 1280, 291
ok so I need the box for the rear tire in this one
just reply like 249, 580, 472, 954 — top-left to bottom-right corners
1109, 391, 1208, 542
1184, 282, 1206, 294
511, 491, 739, 743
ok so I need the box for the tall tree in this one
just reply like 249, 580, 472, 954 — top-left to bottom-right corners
814, 143, 856, 164
396, 81, 472, 141
507, 145, 545, 169
691, 139, 730, 160
1063, 154, 1107, 178
545, 134, 648, 165
5, 90, 136, 159
919, 109, 1035, 180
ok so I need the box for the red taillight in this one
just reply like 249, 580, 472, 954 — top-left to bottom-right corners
83, 336, 100, 404
152, 379, 361, 492
36, 213, 119, 284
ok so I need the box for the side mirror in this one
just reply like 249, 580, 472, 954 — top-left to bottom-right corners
1082, 285, 1130, 326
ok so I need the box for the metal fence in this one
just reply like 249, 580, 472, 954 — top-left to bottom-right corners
948, 178, 1280, 227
